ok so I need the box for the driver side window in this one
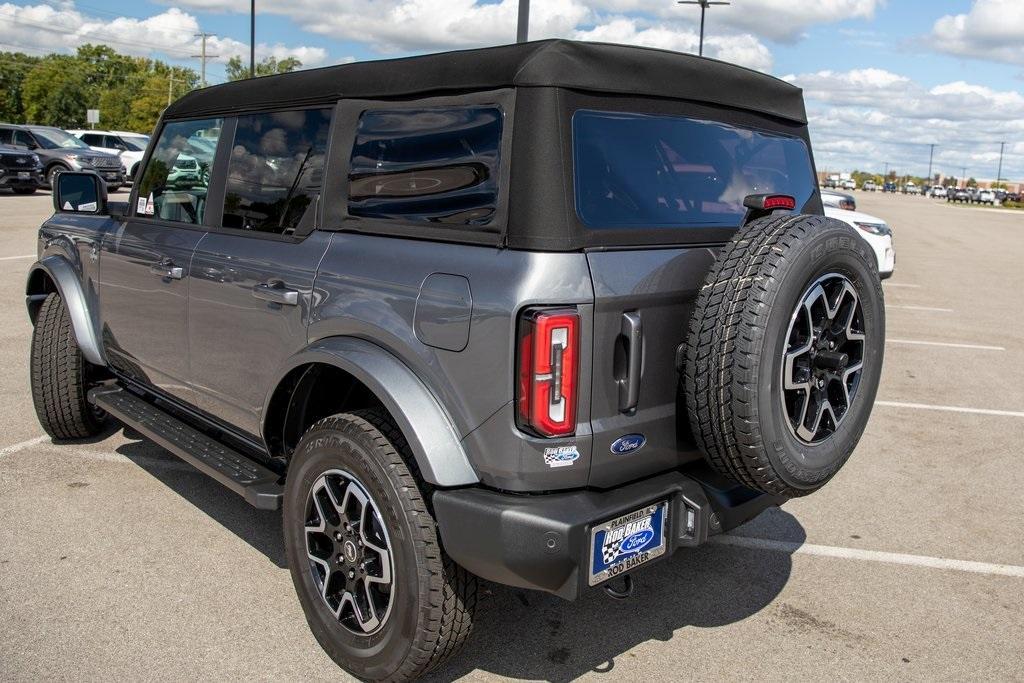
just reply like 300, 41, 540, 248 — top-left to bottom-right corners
135, 118, 223, 224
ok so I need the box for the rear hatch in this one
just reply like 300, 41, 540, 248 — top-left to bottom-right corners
574, 109, 819, 488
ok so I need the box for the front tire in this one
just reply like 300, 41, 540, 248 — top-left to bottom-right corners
284, 410, 476, 682
12, 186, 37, 195
30, 292, 106, 439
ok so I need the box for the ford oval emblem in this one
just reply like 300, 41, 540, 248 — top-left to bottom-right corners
620, 529, 655, 553
610, 434, 646, 455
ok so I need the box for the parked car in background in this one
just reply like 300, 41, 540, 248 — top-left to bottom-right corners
825, 206, 895, 279
883, 182, 897, 193
69, 130, 149, 182
929, 186, 947, 198
840, 178, 856, 190
0, 143, 44, 194
904, 182, 920, 195
975, 189, 995, 205
948, 188, 971, 203
820, 188, 856, 211
862, 180, 877, 192
0, 124, 124, 190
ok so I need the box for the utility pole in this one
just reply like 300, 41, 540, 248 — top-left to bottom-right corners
517, 0, 529, 43
883, 161, 889, 178
927, 143, 937, 183
677, 0, 731, 56
192, 32, 219, 88
167, 74, 180, 106
250, 0, 256, 78
996, 141, 1006, 188
961, 166, 967, 189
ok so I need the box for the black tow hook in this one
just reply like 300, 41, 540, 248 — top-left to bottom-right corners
603, 574, 634, 600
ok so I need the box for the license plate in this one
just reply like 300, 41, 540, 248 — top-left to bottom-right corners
588, 501, 667, 586
17, 172, 29, 179
104, 173, 117, 180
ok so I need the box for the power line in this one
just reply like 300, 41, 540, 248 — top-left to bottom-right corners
0, 10, 197, 58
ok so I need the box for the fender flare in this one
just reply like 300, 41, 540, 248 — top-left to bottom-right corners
267, 337, 479, 487
26, 255, 105, 366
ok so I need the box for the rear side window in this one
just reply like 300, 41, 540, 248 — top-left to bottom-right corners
223, 108, 332, 235
347, 106, 502, 226
136, 118, 222, 224
573, 110, 816, 229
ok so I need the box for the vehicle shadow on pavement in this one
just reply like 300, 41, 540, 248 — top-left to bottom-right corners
113, 430, 288, 568
426, 506, 805, 683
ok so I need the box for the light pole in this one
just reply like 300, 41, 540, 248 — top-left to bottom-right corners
961, 166, 967, 189
250, 0, 255, 78
517, 0, 529, 43
677, 0, 731, 56
927, 143, 937, 183
996, 141, 1006, 188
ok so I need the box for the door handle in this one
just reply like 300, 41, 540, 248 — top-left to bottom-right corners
617, 312, 643, 414
252, 281, 299, 306
149, 259, 183, 280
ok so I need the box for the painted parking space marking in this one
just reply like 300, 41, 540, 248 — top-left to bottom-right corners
0, 254, 36, 262
711, 535, 1024, 578
0, 434, 50, 458
883, 282, 920, 288
887, 339, 1004, 351
876, 400, 1024, 418
886, 304, 954, 312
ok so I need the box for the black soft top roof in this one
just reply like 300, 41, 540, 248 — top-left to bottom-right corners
165, 39, 806, 124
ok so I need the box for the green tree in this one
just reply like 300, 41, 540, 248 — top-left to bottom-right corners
225, 55, 302, 81
0, 52, 40, 123
22, 55, 90, 126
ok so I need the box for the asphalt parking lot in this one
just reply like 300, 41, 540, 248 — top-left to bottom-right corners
1, 191, 1022, 681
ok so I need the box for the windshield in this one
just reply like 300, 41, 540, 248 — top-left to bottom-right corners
30, 128, 91, 150
573, 111, 816, 229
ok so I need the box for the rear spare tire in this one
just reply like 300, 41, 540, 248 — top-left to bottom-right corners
684, 214, 884, 497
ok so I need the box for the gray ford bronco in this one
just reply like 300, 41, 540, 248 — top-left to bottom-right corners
27, 40, 884, 681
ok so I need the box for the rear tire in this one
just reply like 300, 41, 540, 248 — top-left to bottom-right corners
684, 214, 885, 497
30, 292, 106, 439
12, 187, 37, 195
284, 409, 476, 682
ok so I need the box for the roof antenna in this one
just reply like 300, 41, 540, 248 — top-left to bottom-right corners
517, 0, 529, 43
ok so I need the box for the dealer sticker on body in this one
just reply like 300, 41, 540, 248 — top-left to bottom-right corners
588, 501, 668, 586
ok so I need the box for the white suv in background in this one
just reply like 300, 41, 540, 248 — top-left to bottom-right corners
824, 206, 895, 279
69, 130, 149, 182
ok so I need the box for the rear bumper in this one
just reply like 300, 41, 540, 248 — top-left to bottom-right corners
433, 466, 785, 600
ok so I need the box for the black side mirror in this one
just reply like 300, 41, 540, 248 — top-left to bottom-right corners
53, 172, 108, 215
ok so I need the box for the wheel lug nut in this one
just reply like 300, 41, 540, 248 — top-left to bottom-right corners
348, 570, 355, 579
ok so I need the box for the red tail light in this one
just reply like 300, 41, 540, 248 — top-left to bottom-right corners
517, 308, 580, 437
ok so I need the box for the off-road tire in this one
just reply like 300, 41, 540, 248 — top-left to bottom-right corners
683, 213, 885, 497
284, 409, 476, 682
30, 292, 106, 439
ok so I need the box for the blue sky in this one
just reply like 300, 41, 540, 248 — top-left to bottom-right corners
1, 0, 1022, 181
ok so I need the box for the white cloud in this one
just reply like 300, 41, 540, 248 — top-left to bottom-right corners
572, 16, 772, 71
786, 68, 1024, 180
0, 3, 326, 68
930, 0, 1024, 66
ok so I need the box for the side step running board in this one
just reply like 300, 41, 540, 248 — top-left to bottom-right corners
89, 386, 283, 510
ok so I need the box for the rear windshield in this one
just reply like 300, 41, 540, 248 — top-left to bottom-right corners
573, 110, 815, 229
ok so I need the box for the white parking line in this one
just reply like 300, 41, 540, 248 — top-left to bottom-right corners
71, 449, 201, 474
883, 282, 920, 288
711, 535, 1024, 578
0, 254, 35, 262
887, 339, 1005, 351
0, 435, 50, 458
876, 400, 1024, 418
887, 304, 954, 313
